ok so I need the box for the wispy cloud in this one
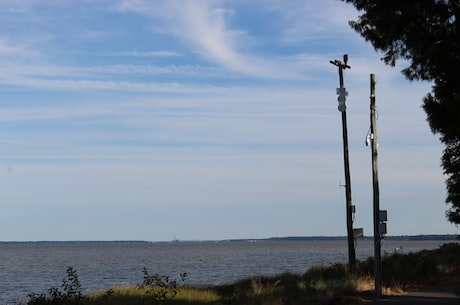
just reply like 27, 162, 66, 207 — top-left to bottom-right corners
116, 0, 312, 79
174, 2, 250, 72
0, 37, 42, 59
102, 51, 182, 57
0, 0, 375, 90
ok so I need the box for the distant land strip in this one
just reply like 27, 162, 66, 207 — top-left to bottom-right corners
0, 234, 458, 244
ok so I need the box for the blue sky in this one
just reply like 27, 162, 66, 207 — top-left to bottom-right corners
0, 0, 457, 241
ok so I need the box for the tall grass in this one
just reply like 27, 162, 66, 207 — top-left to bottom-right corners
84, 286, 220, 305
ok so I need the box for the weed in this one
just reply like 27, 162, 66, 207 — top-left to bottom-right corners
138, 267, 187, 304
27, 266, 83, 305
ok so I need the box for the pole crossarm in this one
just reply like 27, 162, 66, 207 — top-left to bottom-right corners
329, 59, 351, 70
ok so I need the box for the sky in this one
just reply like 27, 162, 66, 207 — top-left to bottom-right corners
0, 0, 457, 242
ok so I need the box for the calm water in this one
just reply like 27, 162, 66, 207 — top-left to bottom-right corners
0, 239, 456, 304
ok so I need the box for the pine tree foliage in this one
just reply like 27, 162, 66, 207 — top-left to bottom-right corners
343, 0, 460, 224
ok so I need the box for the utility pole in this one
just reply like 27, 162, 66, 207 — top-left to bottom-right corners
330, 54, 356, 272
368, 74, 386, 297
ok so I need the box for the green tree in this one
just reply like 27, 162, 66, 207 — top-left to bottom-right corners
342, 0, 460, 225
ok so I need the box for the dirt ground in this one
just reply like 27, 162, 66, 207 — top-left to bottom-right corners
366, 277, 459, 305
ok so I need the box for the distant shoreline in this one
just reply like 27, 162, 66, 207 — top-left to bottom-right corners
0, 234, 457, 244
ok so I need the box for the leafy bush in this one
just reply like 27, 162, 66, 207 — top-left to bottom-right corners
138, 267, 187, 304
304, 263, 349, 281
27, 267, 83, 305
379, 242, 460, 286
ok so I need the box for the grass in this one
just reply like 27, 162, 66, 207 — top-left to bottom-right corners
84, 286, 220, 305
26, 242, 460, 305
83, 274, 377, 305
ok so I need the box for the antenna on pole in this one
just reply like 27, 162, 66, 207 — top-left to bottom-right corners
330, 54, 356, 272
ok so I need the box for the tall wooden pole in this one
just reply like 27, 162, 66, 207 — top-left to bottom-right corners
370, 74, 382, 297
330, 55, 356, 272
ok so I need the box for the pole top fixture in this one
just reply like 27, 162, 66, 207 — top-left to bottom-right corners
330, 54, 351, 69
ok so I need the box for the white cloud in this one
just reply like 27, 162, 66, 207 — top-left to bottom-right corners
102, 51, 182, 57
0, 37, 42, 59
116, 0, 313, 79
175, 2, 248, 70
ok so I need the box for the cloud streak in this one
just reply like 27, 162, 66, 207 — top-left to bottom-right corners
116, 0, 313, 79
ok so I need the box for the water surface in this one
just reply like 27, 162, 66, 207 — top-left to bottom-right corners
0, 239, 454, 304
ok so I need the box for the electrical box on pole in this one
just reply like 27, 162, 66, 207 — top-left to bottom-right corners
353, 228, 364, 238
379, 210, 387, 222
379, 210, 388, 236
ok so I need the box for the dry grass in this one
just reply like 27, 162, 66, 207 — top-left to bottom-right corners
354, 276, 404, 296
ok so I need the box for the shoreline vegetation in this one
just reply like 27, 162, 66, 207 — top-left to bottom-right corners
1, 234, 458, 244
24, 242, 459, 305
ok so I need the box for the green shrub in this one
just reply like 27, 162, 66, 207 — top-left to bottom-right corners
378, 242, 460, 286
137, 267, 187, 304
304, 263, 349, 281
27, 267, 83, 305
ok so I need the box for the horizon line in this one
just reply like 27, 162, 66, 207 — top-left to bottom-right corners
1, 234, 458, 244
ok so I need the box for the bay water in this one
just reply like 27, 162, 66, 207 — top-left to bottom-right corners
0, 239, 455, 304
